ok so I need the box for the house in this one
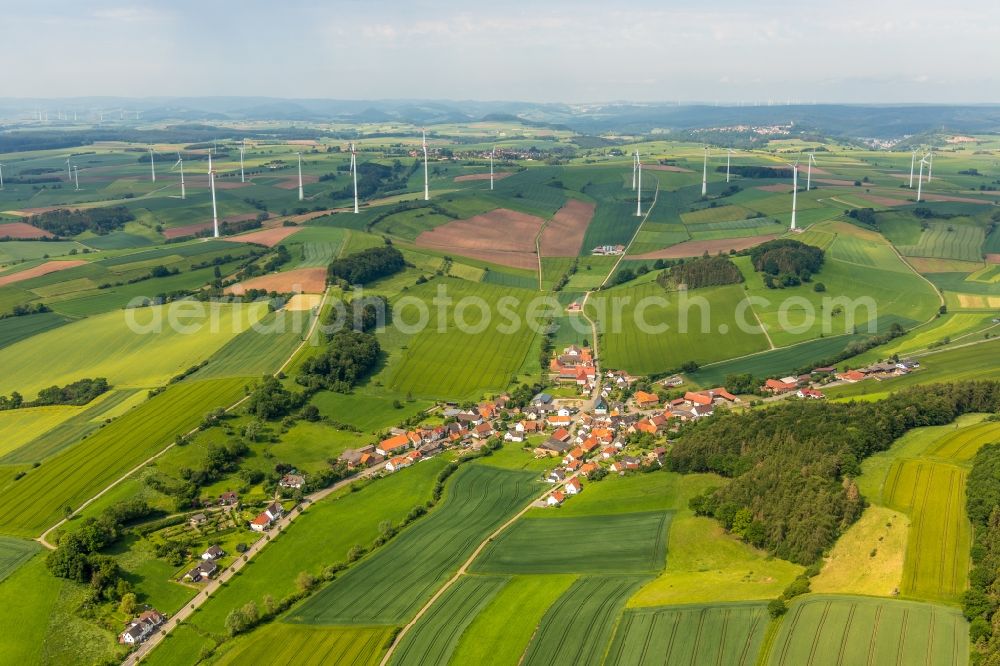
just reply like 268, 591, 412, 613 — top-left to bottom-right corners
546, 414, 573, 428
279, 474, 305, 489
565, 459, 582, 472
580, 462, 600, 477
456, 410, 484, 426
385, 455, 413, 473
265, 502, 283, 521
693, 404, 715, 419
594, 397, 608, 415
580, 437, 601, 454
250, 513, 272, 532
762, 378, 796, 394
600, 446, 617, 460
563, 447, 586, 464
472, 422, 494, 440
564, 477, 583, 495
189, 513, 208, 527
659, 374, 684, 387
797, 388, 826, 400
546, 469, 567, 483
634, 391, 660, 408
704, 387, 740, 403
836, 370, 866, 383
340, 445, 376, 467
683, 391, 713, 407
550, 427, 572, 443
812, 366, 836, 375
419, 440, 444, 456
547, 491, 565, 506
504, 429, 525, 443
118, 609, 166, 645
218, 491, 239, 506
201, 545, 224, 561
184, 560, 218, 582
377, 433, 411, 456
536, 438, 572, 456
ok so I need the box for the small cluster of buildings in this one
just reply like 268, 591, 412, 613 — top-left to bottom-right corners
591, 244, 626, 256
249, 501, 284, 532
182, 544, 227, 583
118, 609, 166, 646
549, 345, 597, 392
834, 359, 919, 384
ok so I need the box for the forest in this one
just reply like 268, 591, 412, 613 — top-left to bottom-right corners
27, 206, 135, 236
326, 245, 405, 285
656, 254, 744, 290
677, 381, 1000, 564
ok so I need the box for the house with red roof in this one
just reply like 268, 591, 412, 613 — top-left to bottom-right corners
564, 477, 583, 495
634, 391, 660, 408
377, 433, 411, 456
547, 491, 565, 506
762, 378, 796, 394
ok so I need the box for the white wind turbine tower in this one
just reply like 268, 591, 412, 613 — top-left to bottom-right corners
239, 140, 246, 183
489, 145, 495, 191
297, 152, 304, 201
909, 150, 918, 188
0, 163, 6, 190
422, 130, 430, 201
209, 155, 220, 238
635, 154, 643, 217
148, 147, 156, 182
73, 165, 80, 191
172, 154, 186, 199
701, 146, 709, 196
917, 153, 930, 202
927, 149, 934, 182
789, 161, 800, 231
806, 152, 817, 191
65, 157, 72, 181
350, 143, 359, 214
726, 149, 734, 183
632, 150, 638, 190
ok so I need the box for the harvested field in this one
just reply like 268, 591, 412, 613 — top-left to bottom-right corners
226, 267, 327, 295
988, 254, 1000, 264
646, 164, 693, 173
1, 206, 61, 217
757, 184, 793, 193
222, 226, 302, 247
957, 294, 1000, 309
813, 178, 857, 186
414, 208, 546, 270
453, 172, 513, 182
162, 222, 213, 239
285, 293, 322, 311
922, 193, 992, 204
632, 234, 781, 260
539, 199, 596, 257
0, 223, 52, 239
0, 260, 87, 287
275, 175, 319, 189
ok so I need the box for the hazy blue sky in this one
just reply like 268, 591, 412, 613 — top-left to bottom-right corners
3, 0, 997, 103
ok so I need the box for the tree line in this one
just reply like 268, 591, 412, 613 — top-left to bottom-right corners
327, 244, 405, 285
28, 206, 135, 236
656, 254, 744, 290
964, 435, 1000, 660
0, 377, 110, 411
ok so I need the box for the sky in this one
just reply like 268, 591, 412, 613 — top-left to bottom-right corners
2, 0, 998, 104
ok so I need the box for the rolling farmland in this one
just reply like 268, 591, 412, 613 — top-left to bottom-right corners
216, 625, 394, 666
389, 575, 509, 665
0, 377, 248, 536
288, 464, 540, 624
471, 511, 671, 574
896, 222, 986, 262
0, 536, 39, 583
522, 576, 650, 666
606, 603, 769, 666
767, 596, 967, 666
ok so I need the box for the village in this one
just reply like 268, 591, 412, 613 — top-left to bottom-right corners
114, 341, 924, 648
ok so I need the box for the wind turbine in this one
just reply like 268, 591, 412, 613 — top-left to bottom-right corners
172, 154, 186, 199
148, 147, 156, 182
632, 150, 638, 191
209, 155, 219, 238
239, 140, 245, 183
489, 145, 495, 191
789, 161, 800, 231
806, 152, 817, 191
701, 146, 709, 196
0, 163, 6, 190
422, 130, 430, 201
636, 154, 643, 217
726, 149, 733, 183
73, 165, 80, 191
917, 154, 930, 202
297, 152, 304, 201
909, 150, 917, 188
65, 157, 72, 181
927, 149, 934, 182
350, 143, 359, 214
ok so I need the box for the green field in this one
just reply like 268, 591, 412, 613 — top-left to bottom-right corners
606, 603, 769, 666
449, 574, 577, 665
0, 311, 71, 348
884, 459, 969, 602
590, 281, 770, 375
471, 511, 670, 574
0, 554, 64, 664
390, 575, 509, 665
522, 576, 650, 666
183, 457, 449, 638
896, 221, 986, 262
382, 278, 541, 399
309, 389, 432, 433
217, 624, 393, 666
0, 405, 85, 458
0, 303, 266, 398
0, 536, 39, 583
191, 309, 310, 379
0, 377, 247, 536
288, 464, 540, 624
767, 595, 967, 666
